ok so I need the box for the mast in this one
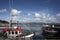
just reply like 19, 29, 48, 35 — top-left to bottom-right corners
9, 0, 13, 27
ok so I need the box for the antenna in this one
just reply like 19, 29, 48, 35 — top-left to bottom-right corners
9, 0, 13, 9
12, 0, 13, 9
9, 0, 14, 27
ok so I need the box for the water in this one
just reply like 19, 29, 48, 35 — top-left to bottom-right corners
18, 23, 45, 40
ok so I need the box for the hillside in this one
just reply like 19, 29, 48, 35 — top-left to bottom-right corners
0, 20, 9, 27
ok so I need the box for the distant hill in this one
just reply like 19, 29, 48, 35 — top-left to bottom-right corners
0, 20, 60, 27
0, 20, 9, 24
0, 20, 9, 27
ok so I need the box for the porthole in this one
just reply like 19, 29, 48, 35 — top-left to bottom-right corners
15, 31, 18, 34
12, 31, 14, 34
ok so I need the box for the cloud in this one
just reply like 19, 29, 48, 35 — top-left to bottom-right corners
9, 9, 60, 23
34, 13, 57, 23
18, 12, 58, 23
35, 18, 40, 21
10, 9, 22, 22
12, 16, 18, 20
42, 13, 46, 19
34, 12, 41, 21
35, 12, 41, 17
0, 8, 59, 23
56, 13, 60, 17
21, 13, 56, 23
55, 13, 60, 23
0, 9, 7, 13
11, 9, 22, 15
27, 13, 32, 16
47, 14, 50, 17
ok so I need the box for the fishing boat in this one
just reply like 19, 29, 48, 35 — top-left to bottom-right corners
1, 26, 34, 40
43, 24, 57, 37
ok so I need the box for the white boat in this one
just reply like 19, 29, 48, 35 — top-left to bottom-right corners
2, 27, 34, 40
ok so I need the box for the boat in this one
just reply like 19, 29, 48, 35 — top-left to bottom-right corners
1, 27, 34, 40
43, 24, 57, 37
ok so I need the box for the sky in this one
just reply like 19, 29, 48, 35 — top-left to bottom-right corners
0, 0, 60, 23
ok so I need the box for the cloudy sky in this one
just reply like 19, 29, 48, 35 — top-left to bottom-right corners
0, 0, 60, 23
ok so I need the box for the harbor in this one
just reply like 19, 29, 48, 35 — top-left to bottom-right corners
0, 20, 60, 40
0, 0, 60, 40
